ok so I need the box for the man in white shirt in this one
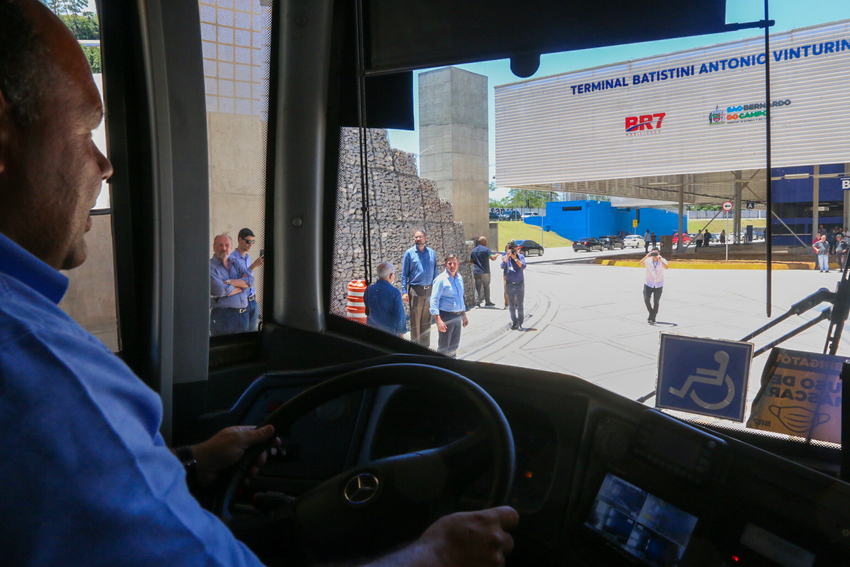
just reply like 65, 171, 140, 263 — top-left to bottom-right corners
639, 247, 668, 325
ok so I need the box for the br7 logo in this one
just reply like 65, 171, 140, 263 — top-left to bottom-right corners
625, 113, 666, 132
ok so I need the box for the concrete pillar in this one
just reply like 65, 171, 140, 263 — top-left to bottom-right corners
734, 173, 742, 244
844, 163, 850, 229
677, 176, 684, 253
813, 165, 820, 241
489, 222, 499, 251
419, 67, 489, 240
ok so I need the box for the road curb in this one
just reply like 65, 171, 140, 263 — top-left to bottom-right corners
595, 259, 817, 270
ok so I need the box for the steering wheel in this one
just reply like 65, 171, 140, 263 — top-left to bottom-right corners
215, 363, 515, 560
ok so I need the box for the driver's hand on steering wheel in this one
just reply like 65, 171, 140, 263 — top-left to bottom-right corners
412, 507, 519, 567
191, 425, 280, 488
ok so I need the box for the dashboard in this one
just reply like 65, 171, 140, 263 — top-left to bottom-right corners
199, 354, 850, 567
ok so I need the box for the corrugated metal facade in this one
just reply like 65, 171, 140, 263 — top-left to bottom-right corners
495, 20, 850, 187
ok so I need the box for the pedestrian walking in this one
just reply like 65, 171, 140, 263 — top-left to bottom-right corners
639, 247, 668, 325
644, 229, 650, 253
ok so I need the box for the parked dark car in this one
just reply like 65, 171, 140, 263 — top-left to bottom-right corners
489, 210, 500, 220
499, 210, 521, 221
599, 235, 625, 250
572, 237, 605, 252
515, 239, 544, 256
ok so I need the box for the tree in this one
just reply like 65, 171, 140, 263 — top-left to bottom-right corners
41, 0, 88, 16
41, 0, 64, 12
506, 188, 551, 209
41, 0, 99, 39
60, 14, 99, 40
691, 205, 721, 211
81, 45, 101, 74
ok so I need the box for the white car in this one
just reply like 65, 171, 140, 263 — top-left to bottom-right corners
522, 212, 540, 218
623, 234, 645, 248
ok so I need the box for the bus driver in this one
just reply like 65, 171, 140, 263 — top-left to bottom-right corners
0, 1, 518, 565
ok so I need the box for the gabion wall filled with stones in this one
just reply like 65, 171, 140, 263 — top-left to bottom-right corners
331, 128, 474, 318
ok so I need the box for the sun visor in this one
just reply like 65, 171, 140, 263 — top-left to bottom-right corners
364, 0, 728, 74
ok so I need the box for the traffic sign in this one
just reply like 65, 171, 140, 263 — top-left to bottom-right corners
841, 176, 850, 190
746, 201, 755, 209
656, 334, 753, 422
722, 201, 733, 211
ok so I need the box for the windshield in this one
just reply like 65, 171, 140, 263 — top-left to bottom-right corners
329, 0, 850, 447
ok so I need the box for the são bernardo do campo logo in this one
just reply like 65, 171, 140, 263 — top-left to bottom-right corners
708, 99, 792, 125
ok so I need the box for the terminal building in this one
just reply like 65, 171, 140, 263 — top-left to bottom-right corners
494, 19, 850, 246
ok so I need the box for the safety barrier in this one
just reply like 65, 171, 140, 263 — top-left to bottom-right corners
346, 280, 367, 324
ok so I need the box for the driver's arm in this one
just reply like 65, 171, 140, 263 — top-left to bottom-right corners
348, 507, 519, 567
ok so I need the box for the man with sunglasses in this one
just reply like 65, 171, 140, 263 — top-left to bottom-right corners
230, 227, 264, 332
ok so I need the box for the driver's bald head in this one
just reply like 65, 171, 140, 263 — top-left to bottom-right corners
0, 0, 52, 125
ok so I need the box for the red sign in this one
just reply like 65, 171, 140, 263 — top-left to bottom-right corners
625, 112, 666, 135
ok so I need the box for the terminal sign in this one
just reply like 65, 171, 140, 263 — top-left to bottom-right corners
841, 177, 850, 190
722, 201, 733, 212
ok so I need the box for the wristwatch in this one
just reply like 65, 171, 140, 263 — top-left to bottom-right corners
225, 279, 231, 285
175, 445, 198, 489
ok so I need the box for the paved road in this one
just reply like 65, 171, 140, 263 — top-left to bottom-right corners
442, 245, 848, 422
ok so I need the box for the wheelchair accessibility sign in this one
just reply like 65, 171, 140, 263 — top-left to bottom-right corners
656, 334, 753, 421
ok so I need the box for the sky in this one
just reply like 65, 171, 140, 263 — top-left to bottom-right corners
385, 0, 850, 201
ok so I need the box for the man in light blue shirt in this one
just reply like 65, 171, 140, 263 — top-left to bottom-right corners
401, 229, 438, 347
230, 227, 264, 331
429, 254, 468, 358
210, 234, 249, 335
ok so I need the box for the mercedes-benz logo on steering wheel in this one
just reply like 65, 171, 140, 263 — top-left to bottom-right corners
343, 473, 380, 505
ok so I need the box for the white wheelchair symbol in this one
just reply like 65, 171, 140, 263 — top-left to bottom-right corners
668, 350, 735, 410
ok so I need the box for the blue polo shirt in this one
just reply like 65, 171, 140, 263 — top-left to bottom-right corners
429, 270, 466, 314
401, 245, 437, 291
364, 278, 406, 335
0, 231, 263, 566
470, 245, 494, 275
